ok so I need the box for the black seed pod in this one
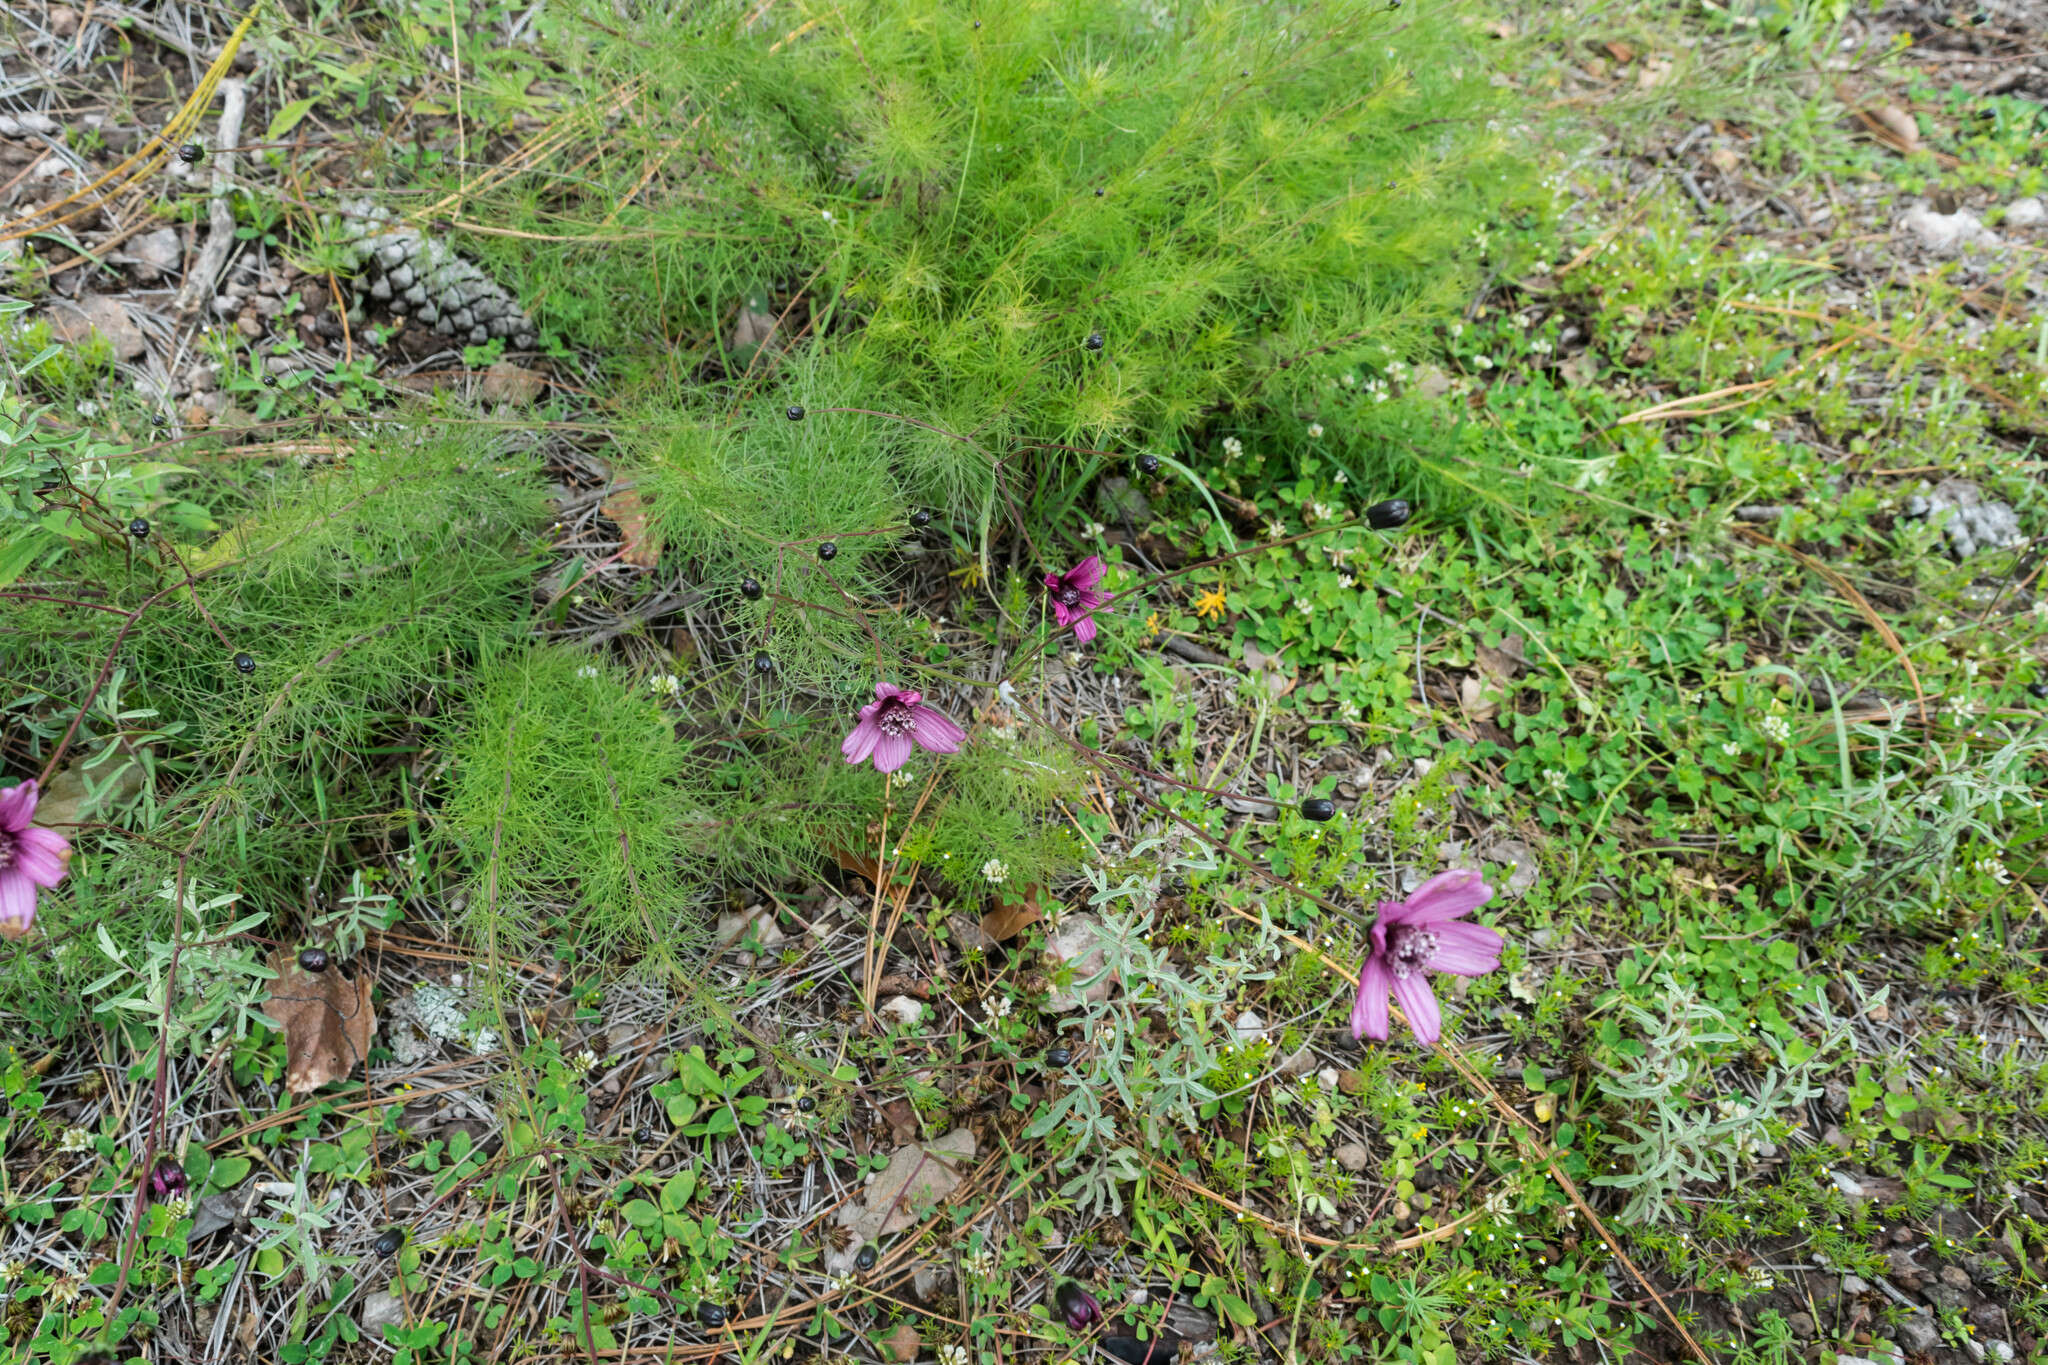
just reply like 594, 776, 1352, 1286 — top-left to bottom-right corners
910, 509, 932, 528
233, 653, 256, 675
740, 576, 763, 601
1364, 498, 1412, 530
797, 1095, 816, 1112
855, 1244, 878, 1270
817, 542, 838, 561
179, 143, 205, 164
373, 1226, 406, 1257
1299, 798, 1336, 822
1136, 453, 1160, 475
1046, 1046, 1072, 1068
699, 1303, 727, 1328
753, 651, 775, 676
129, 517, 150, 538
787, 405, 805, 421
298, 947, 330, 973
1084, 332, 1104, 352
2030, 682, 2048, 700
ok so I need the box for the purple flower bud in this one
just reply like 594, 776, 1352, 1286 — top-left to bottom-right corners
1054, 1281, 1102, 1330
149, 1159, 187, 1201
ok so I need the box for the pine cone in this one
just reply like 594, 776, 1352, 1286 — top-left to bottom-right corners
332, 199, 538, 350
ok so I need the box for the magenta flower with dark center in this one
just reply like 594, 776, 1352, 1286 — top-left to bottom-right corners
1044, 556, 1112, 644
1350, 869, 1502, 1046
0, 780, 72, 941
149, 1158, 188, 1201
841, 684, 967, 774
1053, 1281, 1102, 1330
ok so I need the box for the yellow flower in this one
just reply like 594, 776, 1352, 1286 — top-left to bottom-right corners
1193, 585, 1228, 620
1144, 611, 1162, 638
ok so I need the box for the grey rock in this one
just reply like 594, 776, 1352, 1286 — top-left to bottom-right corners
1045, 915, 1113, 1011
1900, 202, 2000, 255
127, 227, 182, 281
450, 308, 474, 330
479, 361, 545, 406
361, 1289, 405, 1333
1894, 1310, 1940, 1354
1841, 1275, 1872, 1295
48, 293, 146, 361
1785, 1311, 1815, 1339
1984, 1340, 2014, 1363
1333, 1142, 1369, 1173
1232, 1011, 1266, 1042
1905, 479, 2023, 559
369, 278, 392, 301
2005, 196, 2045, 228
187, 1190, 243, 1241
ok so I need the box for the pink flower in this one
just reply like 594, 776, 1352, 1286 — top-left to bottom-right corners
0, 780, 72, 941
1044, 556, 1112, 644
1350, 869, 1501, 1046
841, 684, 967, 774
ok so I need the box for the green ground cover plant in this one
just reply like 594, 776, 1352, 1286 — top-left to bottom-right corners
2, 0, 2046, 1361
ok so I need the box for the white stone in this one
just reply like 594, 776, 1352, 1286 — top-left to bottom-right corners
1900, 202, 2000, 255
2004, 197, 2045, 228
880, 995, 924, 1027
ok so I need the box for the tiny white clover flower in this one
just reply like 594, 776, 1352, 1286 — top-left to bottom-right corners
571, 1048, 599, 1075
57, 1127, 92, 1154
1307, 423, 1324, 438
1333, 469, 1347, 484
940, 1347, 970, 1365
1294, 597, 1314, 617
1310, 502, 1336, 523
1222, 436, 1244, 459
577, 665, 600, 678
1721, 741, 1742, 758
1759, 715, 1791, 745
1541, 768, 1567, 796
981, 858, 1009, 884
1266, 519, 1287, 539
1973, 855, 2011, 885
1338, 574, 1355, 589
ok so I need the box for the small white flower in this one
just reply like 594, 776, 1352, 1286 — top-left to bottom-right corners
1338, 573, 1355, 589
1530, 339, 1552, 354
982, 994, 1012, 1022
649, 673, 682, 698
1266, 519, 1287, 539
821, 209, 835, 223
981, 858, 1009, 884
1759, 715, 1791, 745
1540, 768, 1567, 796
1310, 502, 1336, 523
1474, 355, 1494, 370
1307, 423, 1324, 439
57, 1127, 92, 1154
940, 1347, 970, 1365
1222, 436, 1244, 459
1294, 597, 1314, 617
960, 1248, 997, 1278
1342, 373, 1356, 388
571, 1048, 599, 1075
1751, 418, 1772, 434
1721, 741, 1742, 758
577, 665, 600, 678
1973, 854, 2011, 885
1333, 470, 1347, 485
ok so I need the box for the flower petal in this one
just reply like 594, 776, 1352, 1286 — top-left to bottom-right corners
0, 780, 36, 833
0, 872, 35, 939
909, 704, 966, 753
1068, 556, 1106, 590
12, 826, 70, 887
1426, 920, 1502, 976
870, 732, 916, 773
1391, 972, 1443, 1044
841, 719, 883, 765
1078, 588, 1113, 611
1399, 869, 1494, 925
872, 682, 904, 705
1071, 614, 1097, 645
1350, 956, 1392, 1041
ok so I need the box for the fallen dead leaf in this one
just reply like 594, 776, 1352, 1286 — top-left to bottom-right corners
1707, 145, 1743, 175
600, 486, 660, 568
31, 752, 146, 831
837, 1129, 978, 1240
1457, 675, 1499, 723
1602, 40, 1636, 63
980, 883, 1045, 941
1636, 56, 1673, 89
879, 1097, 920, 1145
265, 951, 376, 1095
1863, 103, 1919, 152
880, 1325, 922, 1362
830, 843, 882, 884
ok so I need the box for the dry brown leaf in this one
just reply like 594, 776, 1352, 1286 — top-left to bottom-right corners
1636, 56, 1673, 89
880, 1325, 922, 1363
1485, 19, 1516, 38
1864, 103, 1918, 151
600, 487, 660, 568
32, 752, 146, 831
829, 844, 882, 884
265, 951, 375, 1095
1602, 40, 1636, 63
1707, 145, 1743, 174
980, 884, 1045, 941
1458, 675, 1499, 723
1474, 637, 1528, 682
